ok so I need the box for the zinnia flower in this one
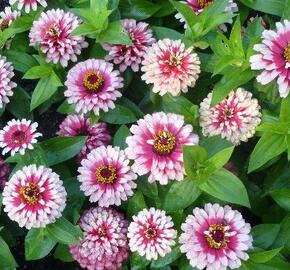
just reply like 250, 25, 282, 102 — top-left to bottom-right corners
0, 7, 20, 31
0, 157, 10, 193
102, 19, 155, 72
70, 207, 129, 270
127, 208, 177, 260
78, 145, 137, 207
179, 203, 253, 270
29, 9, 88, 67
0, 55, 17, 108
57, 114, 111, 161
10, 0, 47, 13
2, 164, 67, 229
141, 39, 200, 96
199, 88, 261, 145
250, 20, 290, 97
64, 59, 123, 115
0, 119, 42, 156
126, 112, 199, 185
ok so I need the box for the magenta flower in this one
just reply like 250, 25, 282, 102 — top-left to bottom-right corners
29, 9, 88, 67
179, 203, 253, 270
64, 59, 123, 115
250, 20, 290, 97
78, 145, 137, 207
126, 112, 199, 185
0, 7, 20, 31
2, 164, 67, 229
127, 208, 177, 260
10, 0, 47, 13
0, 119, 42, 156
57, 114, 111, 161
199, 88, 261, 145
70, 207, 129, 270
0, 157, 10, 193
141, 39, 200, 96
102, 19, 155, 72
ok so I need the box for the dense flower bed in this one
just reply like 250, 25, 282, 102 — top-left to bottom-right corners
0, 0, 290, 269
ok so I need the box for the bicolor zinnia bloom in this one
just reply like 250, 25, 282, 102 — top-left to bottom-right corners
64, 59, 123, 115
10, 0, 47, 13
0, 157, 10, 193
29, 9, 88, 67
128, 208, 177, 260
70, 207, 129, 270
57, 114, 111, 161
0, 119, 42, 156
141, 39, 200, 96
78, 145, 137, 207
0, 7, 20, 31
0, 56, 17, 108
199, 88, 261, 145
180, 203, 253, 270
2, 164, 67, 229
126, 112, 199, 185
250, 20, 290, 97
102, 19, 155, 72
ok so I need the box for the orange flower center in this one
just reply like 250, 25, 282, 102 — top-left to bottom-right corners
153, 130, 176, 155
96, 165, 117, 184
197, 0, 214, 8
83, 71, 104, 92
283, 42, 290, 63
205, 224, 229, 249
20, 182, 40, 205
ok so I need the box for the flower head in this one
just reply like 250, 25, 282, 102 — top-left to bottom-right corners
102, 19, 155, 72
141, 39, 200, 96
126, 112, 198, 185
250, 20, 290, 97
179, 203, 253, 270
70, 207, 129, 270
78, 145, 137, 207
0, 7, 20, 31
10, 0, 47, 13
57, 114, 111, 161
64, 59, 123, 115
29, 9, 88, 67
2, 164, 66, 229
0, 157, 10, 193
128, 208, 177, 260
0, 119, 42, 156
199, 88, 261, 145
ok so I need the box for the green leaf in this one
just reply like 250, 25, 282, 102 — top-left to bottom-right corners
71, 23, 98, 36
229, 16, 244, 58
282, 0, 290, 19
199, 168, 250, 207
250, 248, 283, 263
152, 26, 182, 40
137, 176, 159, 201
40, 136, 87, 166
162, 178, 201, 211
25, 228, 57, 260
0, 236, 17, 268
270, 189, 290, 211
127, 191, 147, 217
207, 145, 234, 171
57, 100, 75, 115
151, 245, 181, 268
240, 0, 285, 17
248, 133, 287, 173
252, 224, 280, 249
46, 217, 83, 245
113, 125, 130, 149
200, 136, 233, 158
23, 65, 52, 80
130, 252, 150, 270
54, 244, 74, 262
279, 95, 290, 122
101, 105, 137, 124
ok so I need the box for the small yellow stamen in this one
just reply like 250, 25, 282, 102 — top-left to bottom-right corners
83, 71, 104, 92
197, 0, 214, 8
168, 54, 182, 67
153, 130, 176, 155
47, 23, 61, 41
283, 42, 290, 63
20, 182, 40, 205
96, 165, 117, 184
205, 224, 229, 249
144, 227, 157, 239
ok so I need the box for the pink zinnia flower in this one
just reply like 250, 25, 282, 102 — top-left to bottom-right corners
57, 114, 111, 161
64, 59, 123, 115
0, 157, 10, 193
2, 164, 67, 229
126, 112, 199, 185
0, 56, 17, 108
10, 0, 47, 13
199, 88, 261, 145
29, 9, 88, 67
250, 20, 290, 97
0, 119, 42, 156
78, 145, 137, 207
0, 7, 20, 31
102, 19, 155, 72
180, 203, 253, 270
127, 208, 177, 260
70, 207, 129, 270
141, 39, 200, 96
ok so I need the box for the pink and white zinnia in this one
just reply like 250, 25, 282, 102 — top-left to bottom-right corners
2, 165, 67, 229
142, 39, 200, 96
70, 207, 129, 270
64, 59, 123, 115
126, 112, 199, 185
10, 0, 47, 13
250, 20, 290, 97
179, 203, 253, 270
78, 145, 137, 207
102, 19, 155, 72
0, 119, 42, 156
128, 208, 177, 260
0, 7, 20, 31
199, 88, 261, 145
29, 9, 88, 67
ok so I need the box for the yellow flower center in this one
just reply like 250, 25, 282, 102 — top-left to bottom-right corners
283, 42, 290, 63
153, 130, 176, 155
223, 106, 235, 120
205, 224, 229, 249
47, 23, 61, 41
197, 0, 214, 8
96, 165, 117, 184
20, 182, 40, 205
168, 54, 182, 67
83, 71, 104, 92
144, 226, 158, 240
